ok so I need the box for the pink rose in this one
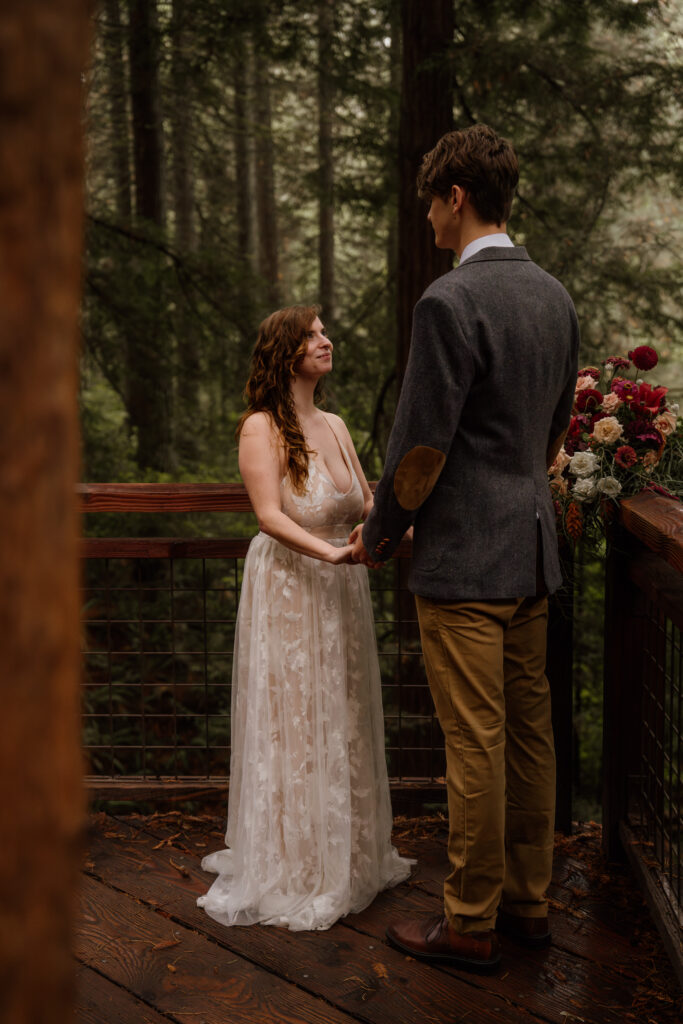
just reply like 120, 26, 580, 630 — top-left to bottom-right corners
549, 449, 571, 476
601, 393, 621, 414
592, 416, 623, 445
575, 375, 597, 391
654, 410, 677, 436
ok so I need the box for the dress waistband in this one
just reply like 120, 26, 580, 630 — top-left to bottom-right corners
306, 522, 356, 541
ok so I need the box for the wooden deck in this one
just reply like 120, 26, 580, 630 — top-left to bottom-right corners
77, 812, 682, 1024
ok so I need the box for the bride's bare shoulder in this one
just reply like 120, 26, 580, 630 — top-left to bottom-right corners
240, 410, 279, 440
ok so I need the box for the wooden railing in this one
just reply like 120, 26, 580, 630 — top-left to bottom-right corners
603, 490, 683, 988
77, 482, 572, 823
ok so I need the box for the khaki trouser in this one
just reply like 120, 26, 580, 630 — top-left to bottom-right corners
415, 594, 556, 934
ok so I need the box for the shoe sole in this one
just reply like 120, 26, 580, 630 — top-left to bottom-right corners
385, 929, 501, 973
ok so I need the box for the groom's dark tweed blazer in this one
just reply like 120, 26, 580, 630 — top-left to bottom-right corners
362, 246, 579, 600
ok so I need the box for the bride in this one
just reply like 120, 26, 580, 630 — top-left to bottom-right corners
197, 305, 413, 931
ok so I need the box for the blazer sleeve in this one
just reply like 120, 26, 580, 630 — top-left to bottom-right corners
362, 293, 476, 562
549, 301, 580, 443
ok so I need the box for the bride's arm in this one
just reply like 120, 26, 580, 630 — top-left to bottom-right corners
239, 412, 352, 564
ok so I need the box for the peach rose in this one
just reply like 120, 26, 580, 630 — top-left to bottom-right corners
601, 392, 621, 414
575, 375, 596, 392
592, 416, 623, 445
550, 449, 571, 476
654, 411, 677, 436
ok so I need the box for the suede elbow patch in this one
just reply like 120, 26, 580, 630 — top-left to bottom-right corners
393, 446, 446, 510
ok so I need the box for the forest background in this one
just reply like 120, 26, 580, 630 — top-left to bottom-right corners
83, 0, 682, 818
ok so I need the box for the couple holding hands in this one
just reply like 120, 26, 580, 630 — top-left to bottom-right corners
197, 123, 579, 973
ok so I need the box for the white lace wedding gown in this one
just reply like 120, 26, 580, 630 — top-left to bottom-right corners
197, 437, 413, 931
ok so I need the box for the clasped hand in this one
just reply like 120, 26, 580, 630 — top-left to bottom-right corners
346, 523, 384, 569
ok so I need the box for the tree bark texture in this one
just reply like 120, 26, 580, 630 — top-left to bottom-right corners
396, 0, 454, 382
170, 0, 200, 461
127, 0, 173, 469
253, 29, 280, 309
128, 0, 164, 227
233, 46, 255, 269
102, 0, 132, 222
0, 2, 89, 1021
317, 0, 335, 326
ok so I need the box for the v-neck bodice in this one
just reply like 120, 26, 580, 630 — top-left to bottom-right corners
280, 432, 363, 535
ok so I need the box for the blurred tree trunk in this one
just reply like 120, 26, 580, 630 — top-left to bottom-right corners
129, 0, 164, 226
395, 0, 454, 652
317, 0, 335, 326
102, 0, 132, 222
253, 26, 280, 310
234, 46, 256, 270
0, 2, 88, 1021
396, 0, 454, 383
127, 0, 173, 470
170, 0, 200, 463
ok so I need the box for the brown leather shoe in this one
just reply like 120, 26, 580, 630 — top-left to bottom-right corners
386, 914, 501, 971
496, 909, 551, 948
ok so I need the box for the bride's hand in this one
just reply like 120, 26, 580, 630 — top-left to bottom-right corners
328, 544, 355, 565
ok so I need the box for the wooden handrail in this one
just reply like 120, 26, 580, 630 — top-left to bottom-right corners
620, 492, 683, 575
78, 484, 683, 574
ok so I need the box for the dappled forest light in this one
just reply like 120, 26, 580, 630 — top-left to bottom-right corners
83, 0, 683, 482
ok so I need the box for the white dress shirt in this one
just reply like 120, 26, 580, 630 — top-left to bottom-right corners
459, 233, 514, 264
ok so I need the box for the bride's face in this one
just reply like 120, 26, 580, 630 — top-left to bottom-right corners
294, 317, 333, 379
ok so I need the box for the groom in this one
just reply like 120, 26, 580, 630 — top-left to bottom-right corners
351, 124, 579, 971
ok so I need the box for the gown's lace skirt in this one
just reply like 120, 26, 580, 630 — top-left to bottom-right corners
197, 528, 413, 931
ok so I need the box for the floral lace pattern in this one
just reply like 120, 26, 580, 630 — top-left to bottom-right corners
197, 447, 413, 931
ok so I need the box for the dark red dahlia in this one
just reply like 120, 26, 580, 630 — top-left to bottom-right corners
615, 445, 637, 469
628, 345, 658, 371
625, 421, 664, 448
603, 356, 631, 370
575, 388, 603, 413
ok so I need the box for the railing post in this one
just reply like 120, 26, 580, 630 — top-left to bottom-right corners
602, 528, 642, 860
547, 557, 574, 834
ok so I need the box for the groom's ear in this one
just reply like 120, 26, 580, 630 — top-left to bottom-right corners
451, 184, 465, 212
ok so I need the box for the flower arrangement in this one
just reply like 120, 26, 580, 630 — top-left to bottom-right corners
549, 345, 683, 544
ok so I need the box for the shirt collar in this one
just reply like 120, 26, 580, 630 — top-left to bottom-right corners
459, 233, 514, 264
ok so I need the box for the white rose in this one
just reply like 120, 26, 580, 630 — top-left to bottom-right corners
592, 416, 623, 445
572, 477, 598, 502
596, 476, 622, 498
569, 451, 599, 478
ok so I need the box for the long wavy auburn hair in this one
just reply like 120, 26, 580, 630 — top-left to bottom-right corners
236, 305, 324, 494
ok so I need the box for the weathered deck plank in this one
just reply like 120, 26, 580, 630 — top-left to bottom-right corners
77, 873, 356, 1024
77, 814, 683, 1024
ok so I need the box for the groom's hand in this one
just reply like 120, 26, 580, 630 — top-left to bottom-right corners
348, 524, 383, 568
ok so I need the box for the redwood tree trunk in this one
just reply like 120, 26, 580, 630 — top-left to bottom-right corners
0, 2, 88, 1021
396, 0, 454, 382
317, 0, 335, 326
127, 0, 173, 470
253, 30, 280, 309
102, 0, 132, 222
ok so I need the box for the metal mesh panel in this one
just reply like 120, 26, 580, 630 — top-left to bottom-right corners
631, 600, 682, 925
82, 550, 444, 785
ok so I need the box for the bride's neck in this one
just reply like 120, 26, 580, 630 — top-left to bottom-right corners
290, 375, 319, 425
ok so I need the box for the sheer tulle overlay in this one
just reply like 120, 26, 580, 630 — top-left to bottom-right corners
197, 443, 413, 931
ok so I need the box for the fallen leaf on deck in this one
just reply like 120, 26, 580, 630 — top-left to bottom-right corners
152, 938, 181, 951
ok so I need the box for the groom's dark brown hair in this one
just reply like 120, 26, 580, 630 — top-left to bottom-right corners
417, 124, 519, 226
